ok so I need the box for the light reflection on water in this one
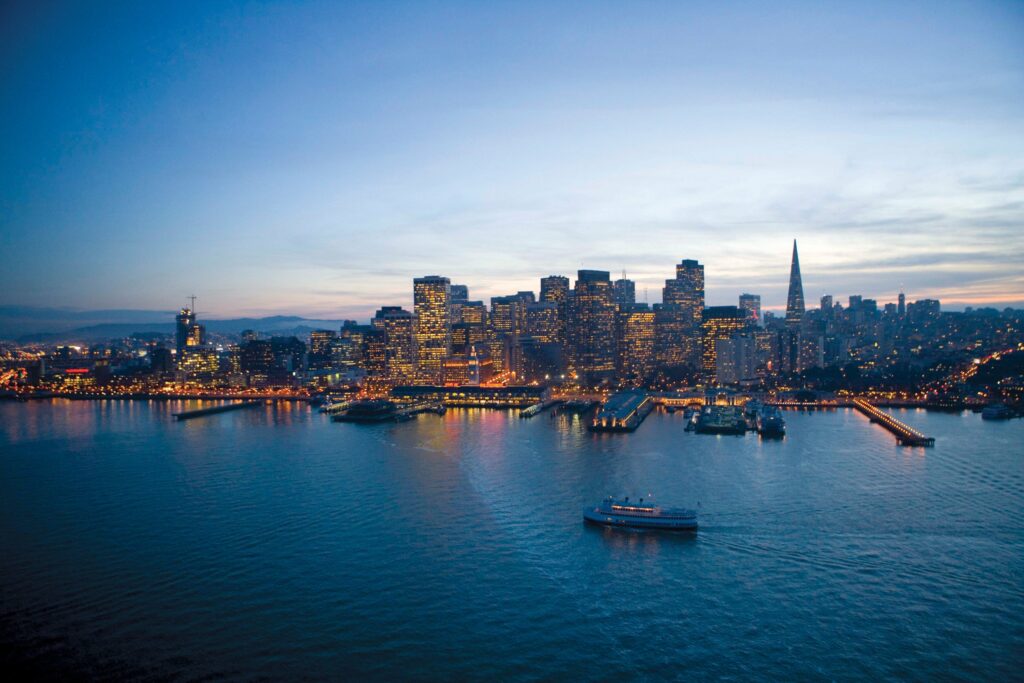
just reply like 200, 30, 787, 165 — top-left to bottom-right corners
1, 401, 1022, 680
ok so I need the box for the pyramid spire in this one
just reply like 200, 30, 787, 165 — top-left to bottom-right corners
785, 239, 805, 326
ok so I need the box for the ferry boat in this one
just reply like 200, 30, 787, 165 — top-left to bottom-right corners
694, 405, 747, 435
583, 496, 698, 530
756, 406, 786, 438
981, 403, 1013, 420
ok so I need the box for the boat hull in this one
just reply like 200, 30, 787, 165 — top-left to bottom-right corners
583, 507, 698, 530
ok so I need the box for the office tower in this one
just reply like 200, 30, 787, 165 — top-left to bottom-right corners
658, 259, 704, 367
516, 336, 563, 383
898, 292, 906, 317
715, 333, 757, 384
701, 306, 748, 382
362, 328, 387, 376
540, 275, 570, 344
785, 240, 805, 327
175, 306, 196, 356
270, 336, 306, 373
374, 306, 416, 382
450, 284, 469, 324
739, 293, 761, 324
487, 295, 522, 374
413, 276, 451, 385
613, 276, 636, 308
516, 291, 536, 304
820, 295, 833, 311
616, 304, 655, 387
178, 346, 220, 379
460, 300, 487, 325
452, 299, 487, 355
489, 296, 521, 337
309, 329, 337, 370
848, 295, 862, 310
525, 302, 559, 343
572, 270, 617, 384
239, 339, 276, 382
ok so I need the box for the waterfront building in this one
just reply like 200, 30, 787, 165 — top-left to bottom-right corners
239, 339, 276, 385
178, 345, 220, 380
739, 293, 761, 325
785, 240, 805, 328
616, 304, 655, 387
413, 276, 452, 385
715, 333, 757, 385
572, 270, 617, 384
701, 306, 748, 382
613, 276, 636, 308
516, 336, 563, 383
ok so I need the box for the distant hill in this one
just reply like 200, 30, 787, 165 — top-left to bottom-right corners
0, 306, 352, 343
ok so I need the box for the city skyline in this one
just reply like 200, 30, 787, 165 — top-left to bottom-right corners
2, 1, 1023, 318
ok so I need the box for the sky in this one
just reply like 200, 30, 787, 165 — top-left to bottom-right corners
1, 0, 1023, 321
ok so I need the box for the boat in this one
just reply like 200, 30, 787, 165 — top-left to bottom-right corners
981, 404, 1014, 420
583, 496, 698, 530
694, 405, 746, 435
756, 406, 786, 438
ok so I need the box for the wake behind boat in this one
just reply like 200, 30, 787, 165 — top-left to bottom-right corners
583, 496, 698, 530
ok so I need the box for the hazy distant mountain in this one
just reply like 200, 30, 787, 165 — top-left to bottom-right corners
0, 306, 351, 342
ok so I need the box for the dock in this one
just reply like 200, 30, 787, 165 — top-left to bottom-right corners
173, 401, 262, 421
590, 392, 654, 432
853, 398, 935, 446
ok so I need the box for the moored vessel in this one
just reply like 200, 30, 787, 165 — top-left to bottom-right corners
756, 406, 786, 438
583, 496, 698, 530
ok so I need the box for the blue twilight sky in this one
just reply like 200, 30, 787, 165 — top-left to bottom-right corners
1, 0, 1023, 321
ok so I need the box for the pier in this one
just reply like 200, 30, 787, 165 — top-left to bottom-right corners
853, 398, 935, 446
173, 401, 262, 421
590, 392, 654, 432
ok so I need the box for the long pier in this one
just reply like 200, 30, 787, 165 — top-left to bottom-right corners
173, 401, 262, 421
853, 398, 935, 446
590, 392, 654, 432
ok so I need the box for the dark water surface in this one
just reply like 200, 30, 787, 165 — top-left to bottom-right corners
2, 400, 1022, 680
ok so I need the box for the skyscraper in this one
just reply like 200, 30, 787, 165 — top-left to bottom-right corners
450, 284, 469, 325
613, 276, 636, 308
413, 276, 451, 385
739, 293, 761, 324
571, 270, 617, 384
658, 259, 704, 367
616, 304, 655, 387
785, 240, 805, 327
540, 275, 570, 345
374, 306, 416, 382
175, 306, 196, 356
898, 291, 906, 317
701, 306, 748, 382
